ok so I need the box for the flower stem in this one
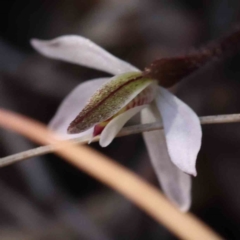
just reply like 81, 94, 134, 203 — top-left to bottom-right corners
144, 27, 240, 87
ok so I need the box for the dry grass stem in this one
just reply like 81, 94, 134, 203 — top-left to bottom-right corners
0, 113, 240, 167
0, 108, 222, 240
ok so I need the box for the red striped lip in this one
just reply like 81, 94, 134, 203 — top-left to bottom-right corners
67, 72, 154, 134
92, 84, 156, 137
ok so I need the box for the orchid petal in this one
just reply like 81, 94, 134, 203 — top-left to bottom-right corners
31, 35, 139, 75
68, 72, 154, 134
141, 105, 191, 211
49, 78, 109, 139
156, 87, 202, 176
100, 105, 147, 147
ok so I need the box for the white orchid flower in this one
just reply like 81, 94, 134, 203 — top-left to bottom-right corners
31, 35, 202, 211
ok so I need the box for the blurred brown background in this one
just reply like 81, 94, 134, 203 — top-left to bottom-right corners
0, 0, 240, 239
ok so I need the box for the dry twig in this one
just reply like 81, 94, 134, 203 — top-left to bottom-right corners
0, 113, 240, 167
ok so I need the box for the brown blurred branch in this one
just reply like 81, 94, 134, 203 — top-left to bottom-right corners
0, 113, 240, 168
0, 108, 222, 240
144, 27, 240, 87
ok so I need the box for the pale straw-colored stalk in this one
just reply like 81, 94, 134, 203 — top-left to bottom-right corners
0, 108, 222, 240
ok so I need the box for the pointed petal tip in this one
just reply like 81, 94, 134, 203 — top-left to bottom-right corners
184, 168, 197, 177
99, 139, 109, 148
30, 38, 41, 49
31, 38, 49, 54
179, 203, 190, 212
192, 170, 197, 177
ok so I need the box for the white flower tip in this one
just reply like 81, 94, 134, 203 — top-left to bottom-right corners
30, 38, 52, 56
30, 38, 50, 56
192, 170, 197, 177
184, 168, 197, 177
30, 38, 42, 49
179, 203, 190, 212
99, 138, 111, 148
